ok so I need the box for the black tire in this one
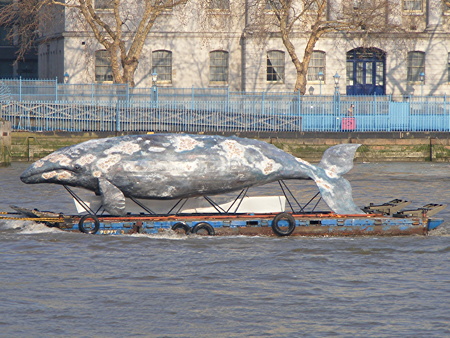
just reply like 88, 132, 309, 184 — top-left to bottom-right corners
271, 212, 296, 236
78, 214, 100, 234
172, 222, 191, 234
192, 222, 215, 236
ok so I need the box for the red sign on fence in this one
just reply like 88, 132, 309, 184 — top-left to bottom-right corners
341, 117, 356, 131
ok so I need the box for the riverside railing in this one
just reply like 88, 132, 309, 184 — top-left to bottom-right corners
1, 98, 449, 133
1, 78, 449, 132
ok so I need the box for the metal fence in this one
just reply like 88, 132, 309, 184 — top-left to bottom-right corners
0, 78, 449, 132
2, 98, 450, 133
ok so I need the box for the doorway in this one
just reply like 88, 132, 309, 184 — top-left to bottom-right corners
346, 48, 386, 95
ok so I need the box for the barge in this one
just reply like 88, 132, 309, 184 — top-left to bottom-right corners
5, 199, 446, 237
9, 134, 446, 237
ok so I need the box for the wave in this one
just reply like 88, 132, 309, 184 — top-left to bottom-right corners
0, 219, 61, 234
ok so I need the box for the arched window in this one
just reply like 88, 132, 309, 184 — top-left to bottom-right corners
210, 50, 228, 83
152, 50, 172, 83
267, 50, 284, 82
307, 51, 325, 81
95, 50, 113, 82
407, 51, 425, 83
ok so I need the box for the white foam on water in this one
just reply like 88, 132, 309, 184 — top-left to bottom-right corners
127, 231, 189, 240
19, 222, 63, 234
0, 219, 61, 234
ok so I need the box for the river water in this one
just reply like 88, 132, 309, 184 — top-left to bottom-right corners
0, 162, 449, 337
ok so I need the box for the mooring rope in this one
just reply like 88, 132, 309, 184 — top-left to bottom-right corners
0, 215, 68, 222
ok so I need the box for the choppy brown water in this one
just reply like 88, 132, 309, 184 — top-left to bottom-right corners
0, 162, 449, 337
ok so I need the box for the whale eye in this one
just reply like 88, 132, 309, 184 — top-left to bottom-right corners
73, 164, 82, 172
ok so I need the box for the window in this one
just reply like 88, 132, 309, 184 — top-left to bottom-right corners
0, 27, 12, 46
403, 0, 422, 11
306, 0, 319, 12
448, 53, 450, 83
266, 0, 282, 10
210, 50, 228, 83
95, 50, 113, 82
209, 0, 230, 10
407, 51, 425, 83
152, 0, 174, 9
0, 0, 13, 6
267, 50, 284, 82
0, 59, 14, 78
352, 0, 373, 10
445, 0, 450, 12
95, 0, 113, 10
152, 50, 172, 83
17, 60, 38, 79
307, 51, 326, 81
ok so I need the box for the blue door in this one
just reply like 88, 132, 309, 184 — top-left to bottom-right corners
346, 48, 386, 95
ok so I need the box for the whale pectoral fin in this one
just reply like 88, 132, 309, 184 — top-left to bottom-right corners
98, 178, 126, 216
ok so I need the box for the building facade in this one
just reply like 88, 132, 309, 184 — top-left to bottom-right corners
0, 0, 38, 79
38, 0, 450, 96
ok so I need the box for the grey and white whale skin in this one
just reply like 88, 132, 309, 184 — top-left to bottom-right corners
20, 133, 363, 215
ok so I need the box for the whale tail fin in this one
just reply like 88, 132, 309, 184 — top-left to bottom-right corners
313, 144, 363, 214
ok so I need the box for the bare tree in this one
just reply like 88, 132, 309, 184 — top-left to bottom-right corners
249, 0, 397, 94
0, 0, 43, 62
0, 0, 189, 86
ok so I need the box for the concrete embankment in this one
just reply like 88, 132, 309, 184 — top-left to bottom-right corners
0, 121, 11, 166
2, 131, 450, 164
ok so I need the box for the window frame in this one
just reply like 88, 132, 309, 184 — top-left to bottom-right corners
152, 50, 173, 84
444, 0, 450, 14
209, 50, 229, 84
208, 0, 230, 11
448, 53, 450, 83
94, 50, 113, 83
267, 50, 285, 83
407, 51, 425, 84
94, 0, 114, 11
402, 0, 423, 12
307, 51, 326, 83
265, 0, 282, 11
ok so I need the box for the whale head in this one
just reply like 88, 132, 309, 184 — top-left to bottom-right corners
20, 141, 103, 192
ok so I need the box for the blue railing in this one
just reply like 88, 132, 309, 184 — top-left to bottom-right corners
1, 98, 449, 132
0, 78, 449, 132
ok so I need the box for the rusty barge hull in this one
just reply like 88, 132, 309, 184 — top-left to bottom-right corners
45, 212, 443, 237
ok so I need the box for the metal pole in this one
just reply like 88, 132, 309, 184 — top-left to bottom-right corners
334, 87, 341, 132
19, 76, 22, 101
116, 103, 121, 133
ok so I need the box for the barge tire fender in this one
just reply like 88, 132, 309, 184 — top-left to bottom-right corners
272, 212, 296, 236
78, 214, 100, 234
172, 222, 191, 234
192, 222, 215, 236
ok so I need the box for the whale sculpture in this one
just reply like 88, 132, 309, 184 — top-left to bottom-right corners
20, 133, 363, 215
